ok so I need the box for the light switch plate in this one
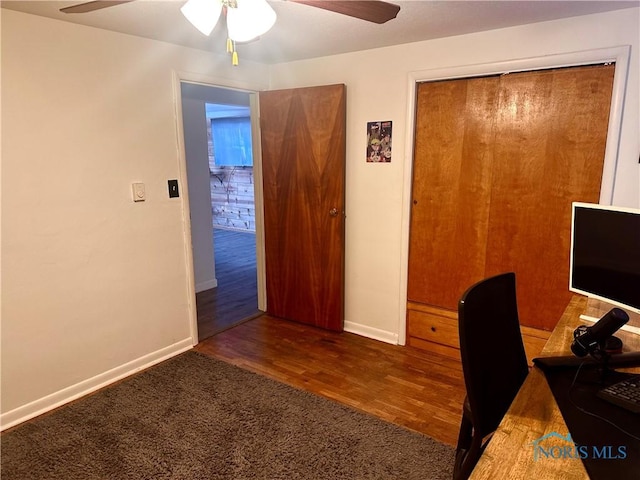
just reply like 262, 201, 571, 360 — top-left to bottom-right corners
132, 182, 145, 202
168, 179, 179, 198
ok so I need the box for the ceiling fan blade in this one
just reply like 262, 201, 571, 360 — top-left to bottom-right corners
60, 1, 136, 14
292, 1, 400, 24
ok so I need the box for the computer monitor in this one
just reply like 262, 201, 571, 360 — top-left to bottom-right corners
570, 202, 640, 316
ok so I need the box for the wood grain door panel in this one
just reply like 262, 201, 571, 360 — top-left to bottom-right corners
260, 84, 346, 331
408, 64, 614, 332
408, 76, 499, 309
485, 65, 613, 329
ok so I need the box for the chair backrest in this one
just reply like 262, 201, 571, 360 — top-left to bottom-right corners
458, 272, 529, 438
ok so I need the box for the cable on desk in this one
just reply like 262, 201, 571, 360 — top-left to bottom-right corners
568, 361, 640, 442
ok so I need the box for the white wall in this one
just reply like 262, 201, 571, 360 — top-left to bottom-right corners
268, 8, 640, 344
1, 9, 268, 427
182, 87, 218, 293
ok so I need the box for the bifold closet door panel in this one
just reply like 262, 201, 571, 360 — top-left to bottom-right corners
485, 64, 614, 330
408, 77, 500, 310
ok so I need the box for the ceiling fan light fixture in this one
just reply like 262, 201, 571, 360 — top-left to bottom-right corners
226, 0, 277, 43
180, 0, 223, 36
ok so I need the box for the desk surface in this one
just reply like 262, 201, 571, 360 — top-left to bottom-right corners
469, 296, 640, 480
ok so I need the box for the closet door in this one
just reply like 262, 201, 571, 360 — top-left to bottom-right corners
408, 64, 614, 336
408, 76, 499, 310
485, 64, 614, 330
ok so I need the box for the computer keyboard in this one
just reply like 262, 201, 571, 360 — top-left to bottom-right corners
597, 376, 640, 414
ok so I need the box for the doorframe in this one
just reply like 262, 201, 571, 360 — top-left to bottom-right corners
397, 45, 631, 345
172, 70, 269, 345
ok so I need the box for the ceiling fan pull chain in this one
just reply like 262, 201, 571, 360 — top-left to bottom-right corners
232, 45, 239, 66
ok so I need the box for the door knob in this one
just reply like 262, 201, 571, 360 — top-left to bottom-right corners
329, 208, 339, 217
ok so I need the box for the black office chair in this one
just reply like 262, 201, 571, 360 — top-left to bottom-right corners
453, 272, 529, 480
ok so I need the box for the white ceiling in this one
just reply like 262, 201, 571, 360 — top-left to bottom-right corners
3, 0, 639, 64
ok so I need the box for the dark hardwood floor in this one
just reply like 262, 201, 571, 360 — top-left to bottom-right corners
195, 228, 466, 447
196, 228, 261, 341
196, 314, 466, 447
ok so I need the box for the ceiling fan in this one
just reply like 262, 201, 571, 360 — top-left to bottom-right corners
59, 1, 401, 25
60, 0, 400, 65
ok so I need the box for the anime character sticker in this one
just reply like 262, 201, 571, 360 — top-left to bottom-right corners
367, 121, 392, 163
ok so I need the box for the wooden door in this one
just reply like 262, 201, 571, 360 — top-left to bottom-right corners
408, 64, 614, 332
485, 65, 614, 330
408, 75, 500, 310
259, 84, 346, 331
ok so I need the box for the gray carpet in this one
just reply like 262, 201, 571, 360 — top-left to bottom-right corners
1, 351, 454, 479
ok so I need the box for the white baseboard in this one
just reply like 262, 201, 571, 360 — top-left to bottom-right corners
344, 321, 398, 345
195, 278, 218, 293
0, 338, 194, 432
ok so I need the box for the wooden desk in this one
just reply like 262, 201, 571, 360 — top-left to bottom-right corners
470, 296, 640, 480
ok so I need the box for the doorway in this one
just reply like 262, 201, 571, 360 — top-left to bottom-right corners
179, 82, 262, 342
178, 80, 347, 342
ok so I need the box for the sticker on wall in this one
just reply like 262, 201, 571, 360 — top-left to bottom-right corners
366, 121, 392, 163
